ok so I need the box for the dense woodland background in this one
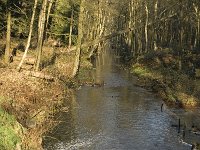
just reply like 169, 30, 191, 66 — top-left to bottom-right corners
1, 1, 200, 149
0, 0, 200, 75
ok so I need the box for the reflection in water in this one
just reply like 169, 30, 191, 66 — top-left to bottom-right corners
43, 51, 197, 150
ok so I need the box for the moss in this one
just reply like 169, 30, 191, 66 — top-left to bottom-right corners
0, 97, 21, 150
131, 64, 151, 77
131, 63, 163, 80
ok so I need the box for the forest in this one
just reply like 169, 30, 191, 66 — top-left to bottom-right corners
0, 0, 200, 149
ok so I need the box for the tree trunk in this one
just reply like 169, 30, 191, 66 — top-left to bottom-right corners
17, 0, 38, 71
128, 0, 133, 51
133, 0, 137, 57
35, 0, 48, 71
46, 0, 54, 29
72, 0, 85, 77
179, 2, 183, 71
194, 4, 199, 48
197, 18, 200, 47
5, 0, 11, 64
145, 3, 148, 53
64, 13, 176, 54
68, 8, 73, 49
96, 0, 106, 54
45, 0, 54, 40
154, 0, 158, 51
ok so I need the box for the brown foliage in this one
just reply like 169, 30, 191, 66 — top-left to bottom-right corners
0, 68, 68, 149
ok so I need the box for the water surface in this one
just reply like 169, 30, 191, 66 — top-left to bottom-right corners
43, 51, 199, 150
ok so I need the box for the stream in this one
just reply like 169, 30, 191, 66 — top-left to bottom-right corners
43, 50, 200, 150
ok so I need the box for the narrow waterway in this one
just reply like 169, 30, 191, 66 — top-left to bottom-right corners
43, 50, 200, 150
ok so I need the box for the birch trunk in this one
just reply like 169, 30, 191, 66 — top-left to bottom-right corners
154, 0, 158, 51
17, 0, 38, 71
45, 0, 54, 40
128, 1, 133, 50
46, 0, 54, 29
145, 3, 148, 53
68, 9, 73, 49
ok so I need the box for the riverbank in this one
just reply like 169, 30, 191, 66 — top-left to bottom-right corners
0, 45, 95, 149
43, 51, 200, 150
130, 50, 200, 108
0, 43, 73, 149
0, 68, 70, 149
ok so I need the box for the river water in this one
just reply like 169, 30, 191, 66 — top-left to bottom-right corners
43, 51, 200, 150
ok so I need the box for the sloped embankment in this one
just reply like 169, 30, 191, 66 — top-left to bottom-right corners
131, 50, 200, 107
0, 68, 70, 149
0, 45, 95, 149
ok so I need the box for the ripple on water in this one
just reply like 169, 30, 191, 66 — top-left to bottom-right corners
44, 53, 194, 150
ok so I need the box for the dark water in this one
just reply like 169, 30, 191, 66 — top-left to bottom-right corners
43, 51, 200, 150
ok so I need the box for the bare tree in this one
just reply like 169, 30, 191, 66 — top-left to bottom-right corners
68, 8, 74, 49
35, 0, 48, 71
5, 0, 11, 64
72, 0, 85, 77
144, 2, 149, 53
17, 0, 38, 71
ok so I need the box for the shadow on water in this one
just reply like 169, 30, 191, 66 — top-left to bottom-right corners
43, 49, 200, 150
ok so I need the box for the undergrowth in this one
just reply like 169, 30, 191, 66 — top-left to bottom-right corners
131, 51, 199, 107
0, 96, 21, 150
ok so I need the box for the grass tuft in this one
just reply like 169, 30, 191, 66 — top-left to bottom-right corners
0, 97, 21, 150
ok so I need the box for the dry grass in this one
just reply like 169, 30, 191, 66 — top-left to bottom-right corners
45, 52, 75, 78
0, 68, 69, 149
0, 39, 88, 149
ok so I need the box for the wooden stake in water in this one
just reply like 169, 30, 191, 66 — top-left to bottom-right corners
178, 118, 181, 133
161, 103, 164, 112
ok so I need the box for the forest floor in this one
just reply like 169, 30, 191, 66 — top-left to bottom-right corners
0, 41, 94, 149
0, 67, 71, 149
130, 50, 200, 108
